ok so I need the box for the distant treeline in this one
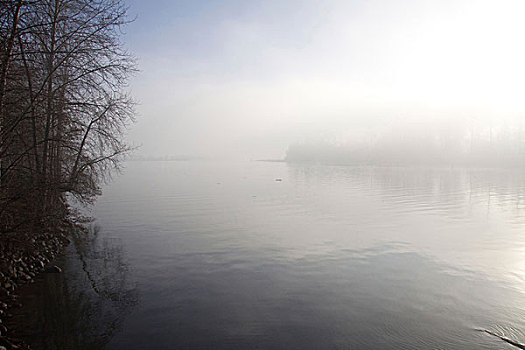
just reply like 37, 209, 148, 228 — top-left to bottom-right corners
286, 121, 525, 167
0, 0, 135, 235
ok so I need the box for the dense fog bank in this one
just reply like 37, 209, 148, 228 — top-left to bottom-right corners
286, 119, 525, 167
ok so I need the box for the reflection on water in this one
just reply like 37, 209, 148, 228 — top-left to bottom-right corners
285, 165, 525, 283
13, 162, 525, 349
11, 226, 137, 350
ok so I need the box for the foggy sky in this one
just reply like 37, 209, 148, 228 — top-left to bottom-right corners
123, 0, 525, 159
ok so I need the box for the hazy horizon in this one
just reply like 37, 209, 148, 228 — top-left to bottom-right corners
7, 2, 525, 349
124, 0, 525, 161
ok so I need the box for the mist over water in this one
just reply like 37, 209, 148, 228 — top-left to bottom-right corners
5, 0, 525, 349
125, 0, 525, 161
15, 160, 525, 349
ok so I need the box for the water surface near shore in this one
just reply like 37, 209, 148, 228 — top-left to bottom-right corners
14, 161, 525, 349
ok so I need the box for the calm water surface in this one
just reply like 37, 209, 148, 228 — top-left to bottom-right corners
14, 161, 525, 349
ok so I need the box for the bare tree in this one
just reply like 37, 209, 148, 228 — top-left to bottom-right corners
0, 0, 136, 235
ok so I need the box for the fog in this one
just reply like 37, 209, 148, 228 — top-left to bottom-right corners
124, 0, 525, 162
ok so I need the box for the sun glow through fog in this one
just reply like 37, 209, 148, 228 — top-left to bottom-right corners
387, 0, 525, 110
127, 0, 525, 158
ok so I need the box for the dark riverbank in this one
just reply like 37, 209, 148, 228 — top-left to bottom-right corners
0, 222, 73, 350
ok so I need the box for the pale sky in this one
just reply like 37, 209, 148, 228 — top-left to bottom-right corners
123, 0, 525, 159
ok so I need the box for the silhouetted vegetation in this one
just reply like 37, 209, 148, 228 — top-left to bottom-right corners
286, 119, 525, 167
0, 1, 135, 347
0, 0, 135, 236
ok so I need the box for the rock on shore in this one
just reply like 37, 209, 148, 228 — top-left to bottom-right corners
0, 223, 73, 349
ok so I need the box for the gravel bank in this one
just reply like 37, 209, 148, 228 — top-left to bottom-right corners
0, 222, 73, 350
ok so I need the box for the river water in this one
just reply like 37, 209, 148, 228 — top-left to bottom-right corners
12, 161, 525, 349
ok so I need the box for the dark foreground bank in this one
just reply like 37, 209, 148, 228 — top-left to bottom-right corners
0, 221, 74, 350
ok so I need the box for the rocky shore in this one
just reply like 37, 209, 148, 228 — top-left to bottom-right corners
0, 222, 73, 350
